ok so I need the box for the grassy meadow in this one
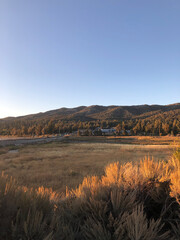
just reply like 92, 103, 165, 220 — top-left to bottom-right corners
0, 140, 175, 192
67, 135, 180, 145
0, 136, 180, 239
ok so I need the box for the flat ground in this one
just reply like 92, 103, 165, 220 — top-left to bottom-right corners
67, 135, 180, 145
0, 136, 178, 193
0, 135, 179, 146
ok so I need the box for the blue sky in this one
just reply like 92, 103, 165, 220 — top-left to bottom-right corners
0, 0, 180, 118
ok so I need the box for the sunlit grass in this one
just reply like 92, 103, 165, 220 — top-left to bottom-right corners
1, 148, 180, 239
0, 142, 173, 192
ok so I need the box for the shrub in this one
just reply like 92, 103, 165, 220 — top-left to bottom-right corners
0, 173, 57, 240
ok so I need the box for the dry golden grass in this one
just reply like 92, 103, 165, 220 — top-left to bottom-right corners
69, 135, 180, 145
0, 144, 180, 239
61, 151, 180, 239
0, 141, 174, 192
0, 141, 175, 192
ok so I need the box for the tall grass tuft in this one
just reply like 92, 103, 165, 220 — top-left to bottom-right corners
0, 172, 57, 239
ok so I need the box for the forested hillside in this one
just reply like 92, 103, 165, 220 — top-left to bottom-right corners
0, 103, 180, 136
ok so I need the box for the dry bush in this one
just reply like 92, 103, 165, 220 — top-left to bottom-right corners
168, 148, 180, 204
101, 156, 170, 190
114, 204, 170, 240
110, 187, 137, 217
139, 156, 168, 182
12, 209, 55, 240
55, 151, 180, 239
82, 218, 112, 240
71, 176, 100, 198
169, 168, 180, 203
0, 172, 57, 240
169, 210, 180, 239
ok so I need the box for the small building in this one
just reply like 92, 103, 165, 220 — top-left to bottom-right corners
101, 128, 116, 136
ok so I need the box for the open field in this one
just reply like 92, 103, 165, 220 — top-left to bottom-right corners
0, 135, 180, 146
0, 139, 177, 193
67, 135, 180, 145
0, 135, 63, 146
0, 137, 180, 239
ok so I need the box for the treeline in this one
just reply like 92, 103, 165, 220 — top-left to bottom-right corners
0, 110, 179, 136
0, 119, 117, 136
116, 118, 180, 136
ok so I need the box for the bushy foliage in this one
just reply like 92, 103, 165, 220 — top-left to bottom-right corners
0, 173, 58, 239
1, 148, 180, 239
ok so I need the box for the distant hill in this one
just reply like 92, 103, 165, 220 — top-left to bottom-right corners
1, 103, 180, 122
0, 103, 179, 136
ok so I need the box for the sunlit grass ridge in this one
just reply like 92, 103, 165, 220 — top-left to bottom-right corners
0, 147, 180, 239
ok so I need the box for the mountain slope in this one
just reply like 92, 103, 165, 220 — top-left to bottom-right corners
1, 103, 180, 122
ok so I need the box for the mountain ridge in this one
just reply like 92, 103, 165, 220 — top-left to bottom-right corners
1, 103, 180, 122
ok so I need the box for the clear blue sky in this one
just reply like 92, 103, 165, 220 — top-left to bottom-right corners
0, 0, 180, 118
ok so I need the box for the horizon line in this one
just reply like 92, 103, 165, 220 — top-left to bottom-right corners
0, 102, 179, 120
